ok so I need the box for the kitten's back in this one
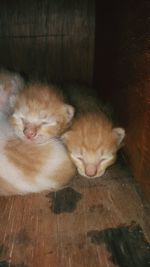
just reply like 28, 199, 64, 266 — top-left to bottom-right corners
63, 84, 113, 120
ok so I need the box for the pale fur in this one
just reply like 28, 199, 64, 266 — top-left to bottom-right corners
10, 82, 74, 144
0, 111, 14, 140
0, 82, 76, 195
0, 69, 25, 115
62, 85, 125, 179
0, 138, 75, 195
0, 117, 75, 195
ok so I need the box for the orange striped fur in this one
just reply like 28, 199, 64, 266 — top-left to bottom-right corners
0, 82, 76, 195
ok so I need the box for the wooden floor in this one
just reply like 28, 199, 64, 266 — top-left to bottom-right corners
0, 158, 150, 267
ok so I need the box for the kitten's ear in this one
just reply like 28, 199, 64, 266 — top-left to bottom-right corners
112, 127, 125, 148
64, 104, 75, 123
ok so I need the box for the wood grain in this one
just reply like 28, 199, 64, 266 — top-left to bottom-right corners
94, 0, 150, 201
0, 161, 149, 267
0, 0, 95, 85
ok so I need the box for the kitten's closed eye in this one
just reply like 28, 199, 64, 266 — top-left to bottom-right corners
42, 121, 49, 125
41, 120, 57, 126
99, 158, 106, 163
75, 154, 109, 163
76, 156, 83, 161
17, 113, 57, 127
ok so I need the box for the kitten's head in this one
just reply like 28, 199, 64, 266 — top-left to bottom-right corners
62, 113, 125, 178
10, 83, 74, 144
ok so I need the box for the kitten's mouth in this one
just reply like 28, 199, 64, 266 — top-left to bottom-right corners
24, 137, 36, 143
25, 136, 42, 143
22, 133, 38, 143
24, 135, 53, 145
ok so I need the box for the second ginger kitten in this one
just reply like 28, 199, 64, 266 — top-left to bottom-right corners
62, 85, 125, 179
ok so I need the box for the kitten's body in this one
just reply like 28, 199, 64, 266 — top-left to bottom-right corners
0, 83, 75, 195
0, 69, 25, 115
0, 135, 75, 195
62, 85, 125, 179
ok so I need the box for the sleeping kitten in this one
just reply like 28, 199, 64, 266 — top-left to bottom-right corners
62, 85, 125, 179
0, 69, 25, 115
10, 82, 75, 144
0, 82, 76, 195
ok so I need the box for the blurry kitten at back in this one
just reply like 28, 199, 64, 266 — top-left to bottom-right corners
62, 85, 125, 179
10, 82, 75, 144
0, 69, 25, 115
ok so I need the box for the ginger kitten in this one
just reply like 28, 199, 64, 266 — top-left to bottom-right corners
0, 82, 76, 195
10, 82, 75, 144
0, 69, 25, 115
62, 85, 125, 179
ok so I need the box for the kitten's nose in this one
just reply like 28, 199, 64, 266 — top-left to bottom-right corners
85, 164, 97, 177
23, 126, 37, 139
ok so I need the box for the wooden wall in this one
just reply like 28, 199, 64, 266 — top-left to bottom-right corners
0, 0, 95, 85
94, 0, 150, 201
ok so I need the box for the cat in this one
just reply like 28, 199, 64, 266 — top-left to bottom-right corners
62, 85, 125, 179
0, 69, 25, 115
10, 82, 75, 144
0, 82, 76, 195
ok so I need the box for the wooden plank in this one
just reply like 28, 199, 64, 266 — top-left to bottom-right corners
94, 0, 150, 202
0, 0, 95, 85
0, 161, 149, 267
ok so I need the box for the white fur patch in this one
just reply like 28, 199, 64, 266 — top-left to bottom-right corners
35, 141, 69, 190
0, 142, 36, 193
0, 139, 71, 194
